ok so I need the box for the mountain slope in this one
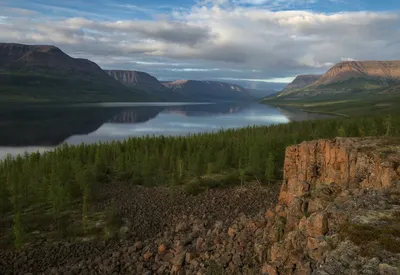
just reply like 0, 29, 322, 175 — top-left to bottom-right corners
281, 75, 321, 92
0, 43, 150, 102
310, 60, 400, 87
163, 80, 252, 101
275, 60, 400, 98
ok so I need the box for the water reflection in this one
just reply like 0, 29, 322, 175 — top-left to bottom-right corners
0, 102, 330, 158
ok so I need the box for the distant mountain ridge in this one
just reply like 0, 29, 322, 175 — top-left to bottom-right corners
310, 60, 400, 87
0, 43, 150, 102
275, 60, 400, 98
105, 70, 165, 90
163, 80, 252, 101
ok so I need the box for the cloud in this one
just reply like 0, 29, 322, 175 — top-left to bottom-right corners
1, 1, 400, 83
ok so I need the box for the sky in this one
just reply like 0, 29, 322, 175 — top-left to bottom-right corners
1, 0, 400, 89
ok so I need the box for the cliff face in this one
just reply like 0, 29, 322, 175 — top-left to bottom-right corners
163, 80, 251, 100
310, 60, 400, 87
281, 75, 321, 92
263, 138, 400, 275
105, 70, 165, 90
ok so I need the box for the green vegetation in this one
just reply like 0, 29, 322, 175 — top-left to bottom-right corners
0, 73, 155, 103
1, 114, 400, 248
264, 89, 400, 117
345, 210, 400, 256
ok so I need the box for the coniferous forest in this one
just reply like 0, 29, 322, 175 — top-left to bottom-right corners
0, 114, 399, 248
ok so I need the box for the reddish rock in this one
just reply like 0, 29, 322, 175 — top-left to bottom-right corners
306, 212, 328, 237
262, 263, 278, 275
158, 244, 167, 255
143, 251, 154, 262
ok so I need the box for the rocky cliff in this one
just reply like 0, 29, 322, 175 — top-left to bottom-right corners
281, 75, 321, 92
163, 80, 252, 101
1, 138, 399, 274
310, 61, 400, 87
105, 70, 165, 91
263, 137, 400, 275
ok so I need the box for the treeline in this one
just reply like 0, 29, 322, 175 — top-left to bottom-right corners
0, 113, 399, 247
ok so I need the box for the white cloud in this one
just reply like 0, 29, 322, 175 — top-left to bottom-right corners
0, 2, 400, 81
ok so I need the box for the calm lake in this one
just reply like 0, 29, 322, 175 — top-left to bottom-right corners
0, 102, 332, 158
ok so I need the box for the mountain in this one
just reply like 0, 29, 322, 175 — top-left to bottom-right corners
0, 43, 150, 102
163, 80, 252, 101
281, 75, 321, 92
310, 61, 400, 87
275, 60, 400, 98
105, 70, 166, 91
246, 88, 277, 99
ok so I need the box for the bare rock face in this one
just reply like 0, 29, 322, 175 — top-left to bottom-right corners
281, 75, 321, 92
264, 137, 400, 275
310, 60, 400, 87
105, 70, 165, 90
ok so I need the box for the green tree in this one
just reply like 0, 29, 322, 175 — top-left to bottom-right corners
264, 153, 276, 184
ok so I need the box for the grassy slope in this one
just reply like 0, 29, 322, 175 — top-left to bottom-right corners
264, 83, 400, 117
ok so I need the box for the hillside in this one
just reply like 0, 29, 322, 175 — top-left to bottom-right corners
163, 80, 252, 101
281, 74, 321, 92
276, 60, 400, 98
310, 60, 400, 87
0, 43, 150, 102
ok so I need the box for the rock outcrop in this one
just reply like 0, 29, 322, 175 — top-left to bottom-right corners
281, 75, 321, 93
105, 70, 165, 91
310, 61, 400, 87
263, 137, 400, 275
163, 80, 252, 101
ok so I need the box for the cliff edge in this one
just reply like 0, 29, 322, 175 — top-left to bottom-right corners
263, 137, 400, 275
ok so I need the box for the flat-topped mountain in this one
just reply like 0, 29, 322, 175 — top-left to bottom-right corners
105, 70, 165, 90
0, 43, 149, 102
274, 60, 400, 98
310, 60, 400, 87
163, 80, 252, 101
281, 75, 321, 92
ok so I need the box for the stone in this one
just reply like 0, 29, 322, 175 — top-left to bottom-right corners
143, 251, 154, 262
217, 253, 232, 268
172, 251, 186, 268
262, 263, 278, 275
254, 243, 268, 263
379, 264, 399, 275
158, 244, 167, 255
134, 241, 143, 251
269, 243, 288, 263
306, 212, 328, 237
228, 226, 237, 237
185, 252, 196, 263
307, 199, 325, 214
307, 237, 330, 262
163, 252, 174, 263
298, 216, 307, 231
266, 209, 275, 220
